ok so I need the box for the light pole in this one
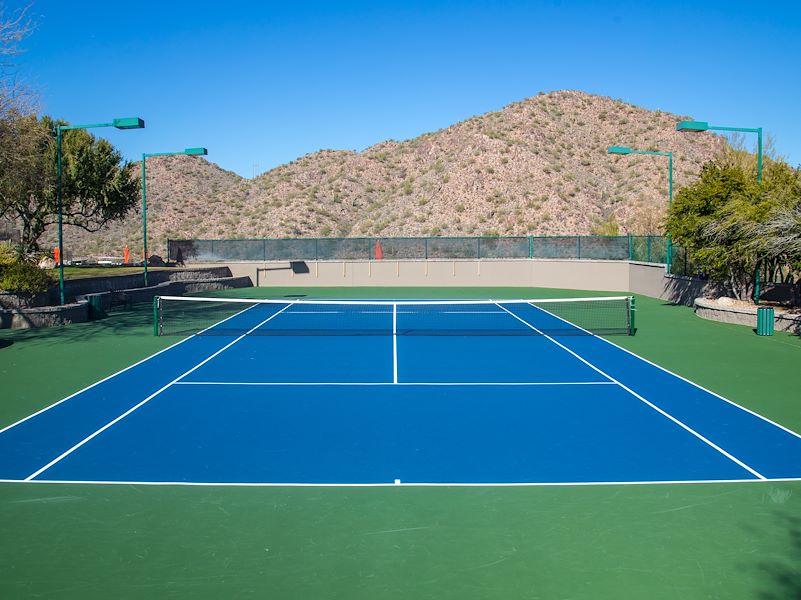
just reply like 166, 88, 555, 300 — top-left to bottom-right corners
56, 117, 145, 305
141, 147, 208, 286
677, 120, 764, 301
676, 120, 762, 183
607, 145, 674, 272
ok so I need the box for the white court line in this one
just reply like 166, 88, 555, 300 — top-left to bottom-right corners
24, 303, 295, 482
496, 303, 767, 480
0, 302, 263, 438
4, 477, 798, 488
393, 303, 398, 384
173, 381, 616, 386
532, 303, 801, 441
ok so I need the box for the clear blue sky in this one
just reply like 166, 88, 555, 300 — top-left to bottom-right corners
12, 0, 801, 177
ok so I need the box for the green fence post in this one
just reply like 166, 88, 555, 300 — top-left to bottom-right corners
424, 238, 428, 260
754, 266, 761, 305
528, 236, 533, 258
647, 236, 652, 262
628, 235, 632, 260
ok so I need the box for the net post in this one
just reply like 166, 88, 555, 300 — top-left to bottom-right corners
153, 296, 160, 336
628, 296, 636, 335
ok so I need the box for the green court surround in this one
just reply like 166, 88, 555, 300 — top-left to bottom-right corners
1, 287, 799, 599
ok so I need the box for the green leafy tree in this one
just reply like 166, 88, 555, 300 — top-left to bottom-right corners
667, 157, 801, 300
0, 114, 140, 253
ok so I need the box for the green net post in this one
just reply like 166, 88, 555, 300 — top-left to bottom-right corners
153, 296, 160, 336
628, 296, 636, 335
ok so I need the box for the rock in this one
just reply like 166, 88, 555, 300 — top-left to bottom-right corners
148, 254, 166, 267
38, 257, 56, 269
717, 297, 737, 306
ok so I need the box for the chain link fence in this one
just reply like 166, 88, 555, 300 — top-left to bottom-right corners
168, 235, 676, 264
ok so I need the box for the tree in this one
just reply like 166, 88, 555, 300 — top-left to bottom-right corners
0, 3, 36, 119
667, 156, 801, 300
0, 114, 140, 253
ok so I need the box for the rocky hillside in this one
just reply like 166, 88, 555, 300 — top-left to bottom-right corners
50, 90, 723, 258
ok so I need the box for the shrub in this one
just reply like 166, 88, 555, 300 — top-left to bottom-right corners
0, 242, 18, 266
0, 261, 53, 294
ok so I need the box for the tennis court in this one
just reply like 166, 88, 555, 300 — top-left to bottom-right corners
1, 295, 800, 486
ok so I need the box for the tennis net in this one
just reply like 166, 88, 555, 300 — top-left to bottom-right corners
154, 295, 635, 337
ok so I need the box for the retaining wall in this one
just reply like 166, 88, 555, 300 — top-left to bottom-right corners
694, 298, 801, 334
1, 271, 252, 329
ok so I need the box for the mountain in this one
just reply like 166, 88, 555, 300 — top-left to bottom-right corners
50, 90, 723, 259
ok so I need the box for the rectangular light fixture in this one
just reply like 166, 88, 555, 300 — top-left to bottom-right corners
676, 121, 709, 132
113, 117, 145, 130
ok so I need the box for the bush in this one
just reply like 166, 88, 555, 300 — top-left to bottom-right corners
0, 242, 18, 266
0, 261, 54, 294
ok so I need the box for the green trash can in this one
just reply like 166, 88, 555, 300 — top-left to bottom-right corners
756, 306, 774, 336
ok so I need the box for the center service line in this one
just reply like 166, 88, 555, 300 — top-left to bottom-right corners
392, 302, 398, 384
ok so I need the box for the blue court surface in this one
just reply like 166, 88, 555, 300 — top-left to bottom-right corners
2, 298, 801, 486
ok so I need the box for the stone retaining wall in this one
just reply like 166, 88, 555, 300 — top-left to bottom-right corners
52, 266, 232, 303
1, 273, 252, 329
693, 297, 801, 333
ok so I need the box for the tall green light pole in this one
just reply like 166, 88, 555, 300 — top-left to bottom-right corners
676, 120, 762, 182
607, 146, 674, 272
56, 117, 145, 305
677, 120, 764, 302
141, 147, 208, 286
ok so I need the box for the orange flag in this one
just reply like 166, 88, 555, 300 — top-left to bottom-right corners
123, 246, 130, 264
53, 246, 60, 265
374, 240, 384, 260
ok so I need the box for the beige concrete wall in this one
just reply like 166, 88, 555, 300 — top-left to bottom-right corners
176, 259, 746, 306
629, 262, 729, 306
628, 262, 668, 298
195, 259, 631, 291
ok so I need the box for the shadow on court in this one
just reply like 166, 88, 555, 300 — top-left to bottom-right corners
0, 304, 155, 347
749, 505, 801, 599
